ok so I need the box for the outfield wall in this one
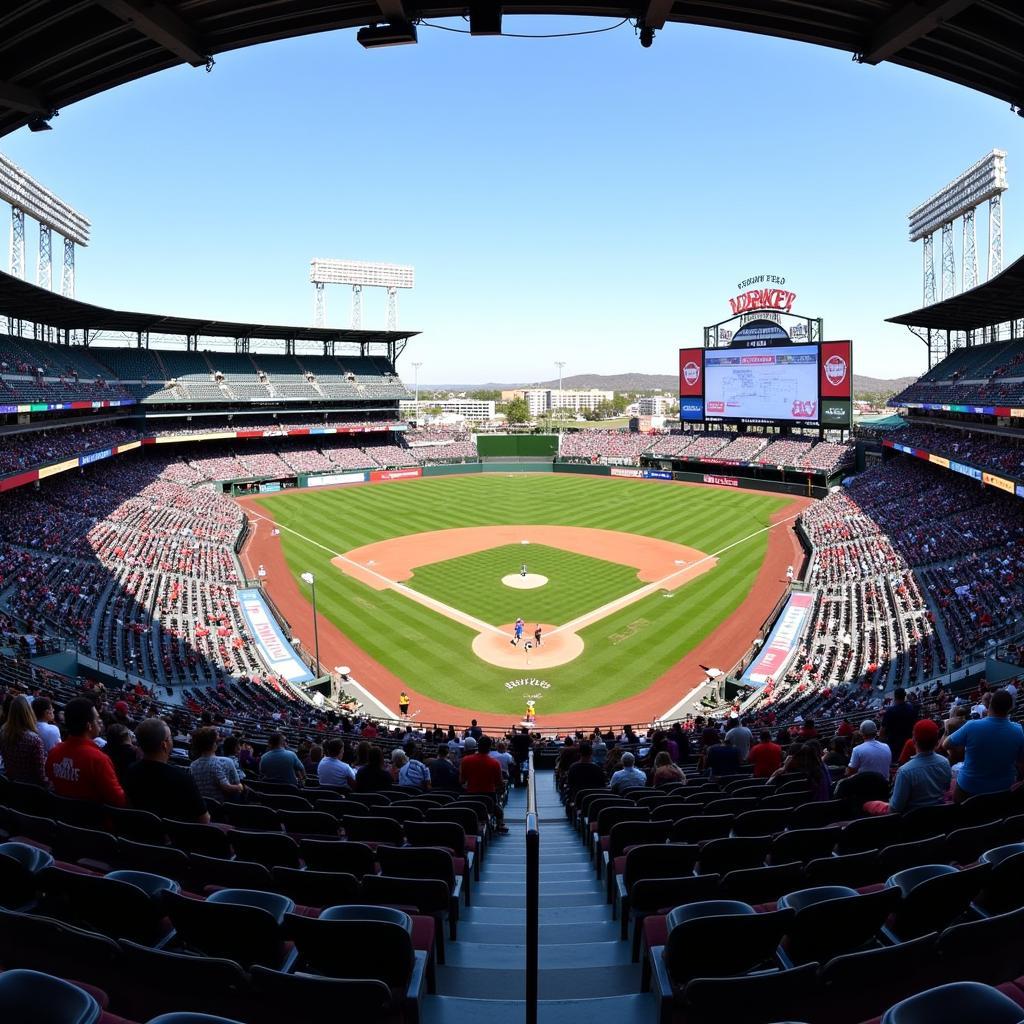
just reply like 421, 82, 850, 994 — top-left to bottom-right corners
476, 434, 558, 458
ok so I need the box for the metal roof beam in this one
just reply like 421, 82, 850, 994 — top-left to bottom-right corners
641, 0, 674, 31
95, 0, 209, 67
859, 0, 976, 65
374, 0, 410, 24
0, 78, 49, 115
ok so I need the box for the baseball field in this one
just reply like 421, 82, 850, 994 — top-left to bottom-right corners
242, 474, 804, 722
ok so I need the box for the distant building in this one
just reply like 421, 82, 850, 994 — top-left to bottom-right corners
520, 388, 614, 416
400, 398, 496, 422
638, 395, 670, 416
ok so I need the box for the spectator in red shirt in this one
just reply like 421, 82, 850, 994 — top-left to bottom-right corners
45, 697, 126, 806
460, 735, 508, 834
749, 730, 783, 778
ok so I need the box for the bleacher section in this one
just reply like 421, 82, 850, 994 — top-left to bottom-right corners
892, 338, 1024, 407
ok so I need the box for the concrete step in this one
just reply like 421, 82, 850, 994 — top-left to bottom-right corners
471, 891, 604, 908
436, 963, 640, 1000
483, 865, 593, 879
480, 881, 605, 897
462, 904, 611, 925
456, 920, 621, 945
422, 992, 658, 1024
445, 941, 633, 969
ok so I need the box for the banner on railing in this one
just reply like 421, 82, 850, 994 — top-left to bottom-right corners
307, 471, 367, 488
740, 591, 814, 687
237, 588, 314, 683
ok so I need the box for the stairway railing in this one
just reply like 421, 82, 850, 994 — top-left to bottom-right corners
525, 749, 539, 1024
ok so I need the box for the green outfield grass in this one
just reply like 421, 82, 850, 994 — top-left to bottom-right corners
255, 474, 791, 716
407, 543, 641, 626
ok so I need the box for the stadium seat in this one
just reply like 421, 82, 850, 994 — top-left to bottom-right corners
0, 969, 101, 1024
298, 839, 377, 877
880, 981, 1024, 1024
769, 826, 840, 864
164, 889, 295, 969
778, 885, 899, 966
719, 862, 804, 906
269, 866, 359, 908
883, 863, 991, 940
0, 841, 52, 909
660, 902, 792, 986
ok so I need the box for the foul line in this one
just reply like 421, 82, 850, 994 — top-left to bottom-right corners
548, 510, 804, 637
243, 509, 504, 636
245, 506, 804, 647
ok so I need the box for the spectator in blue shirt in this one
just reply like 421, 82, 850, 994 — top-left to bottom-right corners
885, 719, 951, 813
259, 733, 305, 786
942, 689, 1024, 801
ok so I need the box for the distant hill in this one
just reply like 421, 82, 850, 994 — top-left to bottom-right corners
429, 371, 919, 397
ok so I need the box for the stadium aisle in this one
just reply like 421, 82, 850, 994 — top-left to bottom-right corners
423, 772, 656, 1024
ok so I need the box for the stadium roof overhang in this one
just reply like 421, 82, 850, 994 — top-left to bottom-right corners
0, 270, 417, 346
886, 252, 1024, 332
1, 2, 1023, 137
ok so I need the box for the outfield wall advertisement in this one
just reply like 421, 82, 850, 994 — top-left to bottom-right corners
740, 592, 814, 687
237, 588, 314, 683
307, 471, 367, 488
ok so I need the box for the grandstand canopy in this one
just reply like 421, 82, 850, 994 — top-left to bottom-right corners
1, 2, 1023, 137
0, 270, 416, 346
887, 252, 1024, 332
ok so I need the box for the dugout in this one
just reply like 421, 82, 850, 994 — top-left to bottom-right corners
476, 433, 559, 462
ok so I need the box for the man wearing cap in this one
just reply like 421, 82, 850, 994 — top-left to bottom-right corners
865, 719, 951, 815
845, 720, 892, 779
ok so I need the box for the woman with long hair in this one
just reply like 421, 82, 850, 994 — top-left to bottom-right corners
772, 740, 831, 801
0, 694, 48, 787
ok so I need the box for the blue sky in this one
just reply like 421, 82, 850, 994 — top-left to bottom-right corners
2, 19, 1019, 384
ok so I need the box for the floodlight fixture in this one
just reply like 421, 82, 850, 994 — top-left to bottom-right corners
0, 152, 90, 245
908, 149, 1007, 241
470, 1, 503, 35
357, 21, 418, 48
27, 116, 54, 132
639, 24, 655, 47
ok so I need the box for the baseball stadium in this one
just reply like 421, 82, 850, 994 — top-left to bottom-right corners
1, 5, 1024, 1024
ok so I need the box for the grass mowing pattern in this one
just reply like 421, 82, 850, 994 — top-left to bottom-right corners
407, 543, 641, 626
255, 475, 790, 715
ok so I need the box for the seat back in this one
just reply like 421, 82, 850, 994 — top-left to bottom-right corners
249, 965, 394, 1019
935, 905, 1024, 985
607, 820, 672, 859
594, 805, 649, 837
118, 939, 249, 1022
622, 844, 699, 891
271, 866, 359, 908
298, 839, 377, 877
0, 968, 100, 1024
665, 907, 793, 982
720, 862, 804, 905
877, 837, 949, 877
785, 886, 900, 965
769, 826, 840, 865
361, 873, 451, 914
105, 806, 166, 845
804, 850, 882, 888
732, 808, 791, 837
376, 844, 456, 888
697, 836, 771, 876
277, 811, 340, 837
836, 813, 904, 854
405, 820, 467, 855
630, 873, 720, 914
670, 815, 734, 844
189, 853, 273, 892
891, 862, 992, 938
229, 829, 301, 869
164, 890, 285, 968
342, 815, 406, 845
164, 820, 234, 859
786, 799, 846, 829
285, 915, 415, 984
222, 803, 281, 832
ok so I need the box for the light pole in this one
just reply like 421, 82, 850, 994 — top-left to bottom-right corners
554, 361, 565, 432
412, 361, 423, 422
300, 572, 320, 677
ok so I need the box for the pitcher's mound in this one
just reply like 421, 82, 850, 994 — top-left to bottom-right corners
472, 624, 584, 668
502, 573, 548, 589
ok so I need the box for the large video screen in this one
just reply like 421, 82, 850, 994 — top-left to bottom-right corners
704, 344, 820, 423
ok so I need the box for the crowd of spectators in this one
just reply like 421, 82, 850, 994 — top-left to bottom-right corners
884, 423, 1024, 481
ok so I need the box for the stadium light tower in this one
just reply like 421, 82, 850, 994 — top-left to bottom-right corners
310, 259, 414, 329
0, 152, 90, 299
412, 361, 423, 421
908, 149, 1008, 365
555, 361, 566, 430
300, 572, 321, 678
